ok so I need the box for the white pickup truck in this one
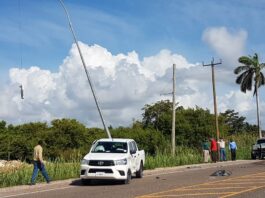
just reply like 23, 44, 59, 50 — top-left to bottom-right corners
251, 138, 265, 159
80, 138, 145, 184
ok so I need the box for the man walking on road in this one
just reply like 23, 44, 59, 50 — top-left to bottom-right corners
31, 140, 50, 185
229, 139, 237, 161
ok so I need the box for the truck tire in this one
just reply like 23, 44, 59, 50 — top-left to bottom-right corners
136, 161, 143, 178
251, 153, 256, 160
123, 170, 131, 184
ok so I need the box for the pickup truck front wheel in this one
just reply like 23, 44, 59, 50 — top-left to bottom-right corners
123, 170, 131, 184
136, 161, 143, 178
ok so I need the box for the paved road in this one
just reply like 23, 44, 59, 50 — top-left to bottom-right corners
1, 160, 265, 198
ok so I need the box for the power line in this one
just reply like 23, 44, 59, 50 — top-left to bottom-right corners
18, 0, 24, 99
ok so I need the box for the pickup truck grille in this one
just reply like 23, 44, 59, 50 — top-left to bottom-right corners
88, 160, 114, 166
89, 168, 113, 173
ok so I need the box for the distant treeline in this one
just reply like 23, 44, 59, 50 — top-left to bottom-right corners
0, 100, 259, 162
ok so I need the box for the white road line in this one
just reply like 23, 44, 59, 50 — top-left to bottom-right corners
0, 186, 74, 198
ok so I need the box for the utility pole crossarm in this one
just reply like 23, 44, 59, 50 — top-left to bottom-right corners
202, 58, 222, 67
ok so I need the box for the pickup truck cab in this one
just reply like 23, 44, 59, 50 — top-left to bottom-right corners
80, 138, 145, 184
251, 138, 265, 159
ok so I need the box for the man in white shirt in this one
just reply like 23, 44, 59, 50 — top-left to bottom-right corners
218, 138, 226, 161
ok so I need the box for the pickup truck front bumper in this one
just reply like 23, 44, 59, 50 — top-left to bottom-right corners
80, 164, 128, 180
252, 148, 265, 159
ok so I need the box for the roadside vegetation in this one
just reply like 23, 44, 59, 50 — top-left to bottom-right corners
1, 50, 264, 187
0, 99, 261, 188
0, 133, 257, 188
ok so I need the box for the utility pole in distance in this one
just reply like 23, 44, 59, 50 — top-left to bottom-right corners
172, 64, 176, 156
160, 64, 176, 155
203, 58, 222, 141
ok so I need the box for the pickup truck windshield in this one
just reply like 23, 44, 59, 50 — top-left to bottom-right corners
92, 142, 128, 153
257, 139, 265, 144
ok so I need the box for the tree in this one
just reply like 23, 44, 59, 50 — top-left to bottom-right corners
142, 100, 173, 136
234, 53, 265, 138
175, 106, 217, 148
220, 109, 246, 134
141, 100, 222, 148
47, 119, 88, 159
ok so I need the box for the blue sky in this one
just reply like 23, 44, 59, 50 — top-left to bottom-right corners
1, 0, 265, 129
1, 0, 264, 70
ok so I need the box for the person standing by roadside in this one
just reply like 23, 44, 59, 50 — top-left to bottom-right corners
210, 138, 218, 163
31, 140, 50, 185
229, 139, 237, 161
202, 139, 210, 163
218, 138, 226, 161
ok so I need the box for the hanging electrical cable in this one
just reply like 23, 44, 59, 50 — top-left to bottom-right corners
18, 0, 24, 99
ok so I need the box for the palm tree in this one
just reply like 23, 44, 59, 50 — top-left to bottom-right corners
234, 53, 265, 138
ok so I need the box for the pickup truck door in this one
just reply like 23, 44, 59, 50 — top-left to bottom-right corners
129, 142, 137, 173
132, 141, 141, 169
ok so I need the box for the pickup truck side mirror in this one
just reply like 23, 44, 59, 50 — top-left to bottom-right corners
130, 150, 136, 155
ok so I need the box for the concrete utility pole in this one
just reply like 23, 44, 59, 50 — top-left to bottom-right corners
59, 0, 112, 139
203, 58, 222, 141
255, 86, 262, 138
172, 64, 176, 156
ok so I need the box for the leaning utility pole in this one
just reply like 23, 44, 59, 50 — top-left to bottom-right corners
59, 0, 112, 139
172, 64, 176, 155
203, 58, 222, 141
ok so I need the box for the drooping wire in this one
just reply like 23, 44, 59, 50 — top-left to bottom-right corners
18, 0, 24, 99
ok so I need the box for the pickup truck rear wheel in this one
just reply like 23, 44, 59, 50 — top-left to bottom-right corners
123, 170, 131, 184
136, 161, 143, 178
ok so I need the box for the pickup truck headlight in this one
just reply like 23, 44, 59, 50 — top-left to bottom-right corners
81, 159, 89, 165
115, 158, 127, 165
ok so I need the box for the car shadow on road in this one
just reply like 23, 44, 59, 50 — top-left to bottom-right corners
70, 179, 128, 186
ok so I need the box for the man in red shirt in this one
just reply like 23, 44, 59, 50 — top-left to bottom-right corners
210, 138, 218, 162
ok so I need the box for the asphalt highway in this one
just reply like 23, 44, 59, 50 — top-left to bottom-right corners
1, 160, 265, 198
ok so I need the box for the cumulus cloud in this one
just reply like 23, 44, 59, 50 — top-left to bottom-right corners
202, 27, 247, 66
218, 90, 263, 126
201, 26, 264, 126
0, 42, 202, 127
0, 41, 262, 128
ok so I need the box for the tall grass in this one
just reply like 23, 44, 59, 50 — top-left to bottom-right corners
226, 133, 257, 160
145, 146, 203, 169
0, 159, 80, 188
0, 164, 32, 187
